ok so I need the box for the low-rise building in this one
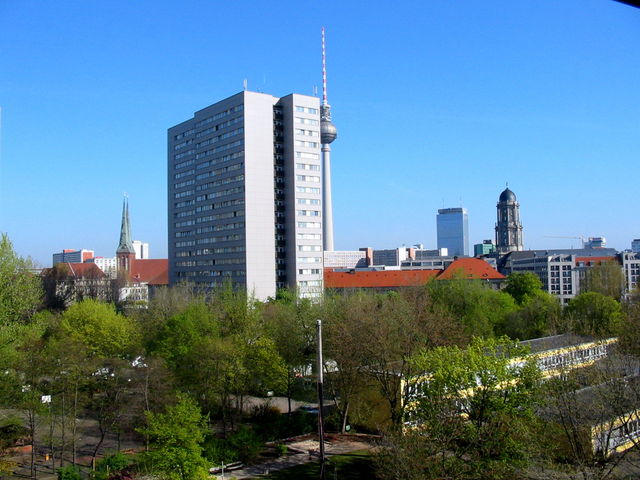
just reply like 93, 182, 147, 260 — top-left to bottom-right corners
325, 257, 505, 291
52, 249, 94, 265
323, 250, 367, 269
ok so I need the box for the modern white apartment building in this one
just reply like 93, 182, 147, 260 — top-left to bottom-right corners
132, 240, 149, 260
168, 91, 324, 300
87, 256, 118, 279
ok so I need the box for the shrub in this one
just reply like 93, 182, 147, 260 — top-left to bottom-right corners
57, 465, 82, 480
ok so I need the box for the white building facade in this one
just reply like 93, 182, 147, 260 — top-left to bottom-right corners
168, 91, 324, 300
133, 241, 149, 259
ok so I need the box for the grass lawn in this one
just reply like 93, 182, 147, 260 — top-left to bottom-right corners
255, 451, 377, 480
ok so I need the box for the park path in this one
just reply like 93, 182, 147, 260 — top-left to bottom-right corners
213, 434, 375, 479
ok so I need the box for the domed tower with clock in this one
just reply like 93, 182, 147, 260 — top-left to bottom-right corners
495, 186, 524, 253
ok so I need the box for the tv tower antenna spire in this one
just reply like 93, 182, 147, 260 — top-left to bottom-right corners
320, 26, 338, 251
322, 27, 328, 106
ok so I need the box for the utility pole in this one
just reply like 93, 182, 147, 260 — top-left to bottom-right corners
316, 319, 325, 463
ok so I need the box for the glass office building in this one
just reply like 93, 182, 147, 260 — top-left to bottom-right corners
437, 208, 469, 257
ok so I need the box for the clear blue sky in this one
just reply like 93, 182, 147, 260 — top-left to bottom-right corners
1, 0, 638, 266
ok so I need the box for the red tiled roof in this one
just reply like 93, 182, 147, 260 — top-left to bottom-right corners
324, 269, 440, 288
438, 258, 506, 280
129, 259, 168, 285
575, 256, 618, 266
324, 258, 504, 289
48, 263, 106, 279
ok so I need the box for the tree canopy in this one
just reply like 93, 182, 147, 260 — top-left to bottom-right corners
565, 292, 623, 337
59, 299, 140, 357
0, 233, 42, 324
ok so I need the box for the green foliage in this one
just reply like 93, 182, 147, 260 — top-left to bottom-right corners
57, 465, 82, 480
0, 416, 28, 449
565, 291, 623, 336
202, 435, 239, 465
581, 261, 625, 300
379, 337, 542, 480
243, 336, 287, 395
148, 302, 219, 370
500, 291, 561, 340
226, 425, 263, 463
504, 271, 543, 305
275, 444, 288, 456
139, 394, 209, 480
249, 405, 315, 441
428, 279, 518, 337
95, 452, 133, 476
60, 299, 140, 357
0, 233, 42, 324
203, 425, 264, 465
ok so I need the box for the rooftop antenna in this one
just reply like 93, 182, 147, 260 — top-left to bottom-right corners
322, 27, 329, 106
313, 85, 318, 97
243, 78, 247, 91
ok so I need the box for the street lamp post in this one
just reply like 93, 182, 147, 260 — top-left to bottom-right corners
316, 319, 325, 463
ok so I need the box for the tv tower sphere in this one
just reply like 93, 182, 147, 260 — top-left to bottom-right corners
320, 112, 337, 144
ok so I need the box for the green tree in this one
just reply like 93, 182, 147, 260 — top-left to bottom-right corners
504, 271, 544, 305
581, 261, 625, 300
428, 279, 518, 337
59, 299, 140, 358
262, 293, 316, 414
565, 292, 623, 337
326, 289, 464, 428
0, 233, 42, 324
148, 301, 219, 372
500, 291, 561, 340
139, 395, 209, 480
377, 337, 542, 480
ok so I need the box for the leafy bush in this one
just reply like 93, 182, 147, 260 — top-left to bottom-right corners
202, 435, 239, 465
0, 416, 28, 449
275, 444, 288, 456
250, 405, 315, 441
93, 452, 133, 479
57, 465, 82, 480
227, 425, 263, 463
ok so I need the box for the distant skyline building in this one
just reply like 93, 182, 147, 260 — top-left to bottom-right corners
584, 237, 606, 249
87, 256, 118, 278
133, 240, 149, 259
437, 207, 469, 257
495, 187, 524, 254
474, 239, 496, 257
52, 249, 94, 265
168, 90, 324, 300
632, 239, 640, 254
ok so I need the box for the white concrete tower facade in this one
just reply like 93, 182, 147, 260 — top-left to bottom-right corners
168, 90, 323, 300
320, 27, 338, 252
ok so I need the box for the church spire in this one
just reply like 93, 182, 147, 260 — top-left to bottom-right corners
117, 197, 135, 255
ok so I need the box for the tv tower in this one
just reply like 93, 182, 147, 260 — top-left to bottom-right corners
320, 27, 338, 251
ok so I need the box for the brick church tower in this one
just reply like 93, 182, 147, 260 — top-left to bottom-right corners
116, 198, 136, 274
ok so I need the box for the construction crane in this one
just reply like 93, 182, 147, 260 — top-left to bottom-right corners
544, 235, 606, 249
545, 235, 586, 247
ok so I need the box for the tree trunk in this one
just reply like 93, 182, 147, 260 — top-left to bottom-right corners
29, 410, 36, 479
72, 381, 78, 466
287, 370, 293, 416
91, 426, 106, 470
60, 391, 66, 467
340, 401, 350, 434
